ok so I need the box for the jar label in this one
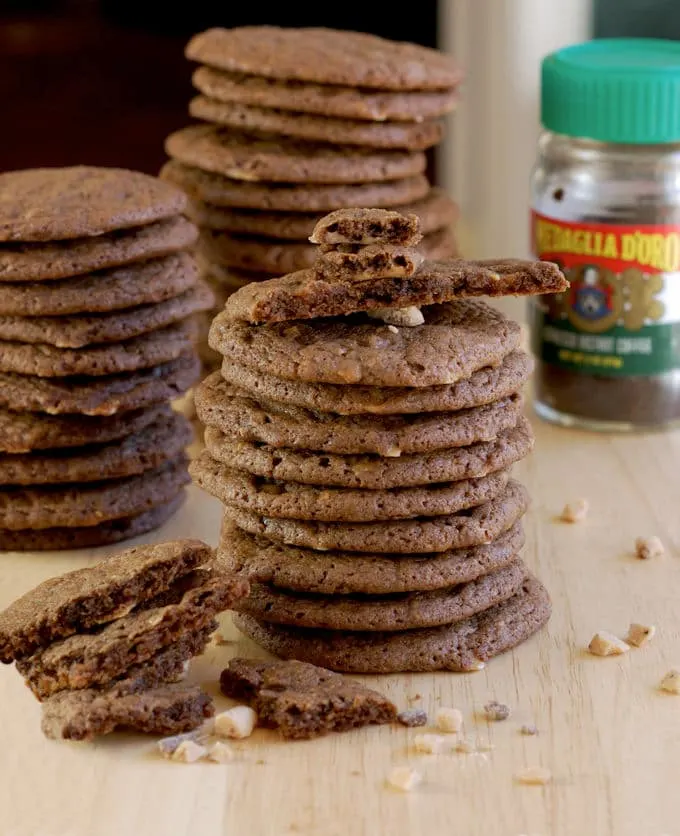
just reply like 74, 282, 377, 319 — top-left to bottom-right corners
530, 211, 680, 376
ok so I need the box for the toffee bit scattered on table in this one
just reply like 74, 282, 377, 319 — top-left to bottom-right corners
413, 733, 453, 754
387, 766, 421, 792
520, 724, 538, 736
207, 741, 234, 763
171, 739, 208, 764
397, 708, 428, 727
456, 738, 477, 754
635, 536, 664, 560
625, 623, 656, 648
588, 631, 630, 657
484, 701, 510, 721
659, 669, 680, 695
435, 707, 463, 733
560, 499, 589, 523
516, 766, 552, 785
214, 706, 258, 740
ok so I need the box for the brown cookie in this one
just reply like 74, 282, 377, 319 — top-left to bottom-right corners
165, 125, 426, 185
0, 216, 197, 282
219, 520, 524, 595
161, 160, 430, 211
219, 259, 567, 324
0, 167, 187, 242
0, 318, 198, 378
220, 658, 396, 740
225, 478, 528, 553
186, 27, 461, 91
0, 253, 198, 317
233, 575, 551, 673
0, 456, 189, 531
190, 96, 444, 150
203, 417, 533, 489
211, 301, 520, 387
192, 65, 458, 122
192, 452, 510, 522
314, 243, 424, 282
0, 412, 191, 485
0, 284, 213, 348
0, 353, 200, 416
196, 372, 524, 455
310, 207, 422, 247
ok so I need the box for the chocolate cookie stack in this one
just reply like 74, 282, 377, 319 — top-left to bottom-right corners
0, 167, 214, 551
161, 26, 462, 367
191, 209, 567, 673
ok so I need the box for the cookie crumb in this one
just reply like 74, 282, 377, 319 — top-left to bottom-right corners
484, 701, 510, 721
387, 766, 421, 792
625, 623, 656, 648
367, 306, 424, 327
659, 669, 680, 694
588, 631, 630, 656
397, 708, 428, 727
171, 740, 207, 764
214, 706, 258, 739
456, 737, 477, 754
520, 724, 538, 736
435, 707, 463, 733
206, 741, 234, 763
516, 766, 552, 785
413, 733, 453, 754
158, 730, 201, 757
560, 499, 589, 523
635, 536, 664, 560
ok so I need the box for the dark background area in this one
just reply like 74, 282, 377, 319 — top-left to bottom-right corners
0, 0, 439, 174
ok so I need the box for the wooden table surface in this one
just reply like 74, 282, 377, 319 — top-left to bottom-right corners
1, 415, 679, 836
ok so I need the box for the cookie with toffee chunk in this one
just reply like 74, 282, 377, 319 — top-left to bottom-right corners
310, 208, 422, 247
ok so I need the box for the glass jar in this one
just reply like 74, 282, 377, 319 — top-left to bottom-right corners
530, 39, 680, 432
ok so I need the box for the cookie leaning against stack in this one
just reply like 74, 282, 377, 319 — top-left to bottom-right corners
162, 26, 462, 368
191, 208, 568, 673
0, 167, 214, 550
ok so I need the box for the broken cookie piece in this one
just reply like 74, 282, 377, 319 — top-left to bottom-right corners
219, 657, 396, 739
315, 244, 424, 282
309, 208, 422, 248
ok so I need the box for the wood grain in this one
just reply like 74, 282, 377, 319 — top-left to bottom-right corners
1, 415, 679, 836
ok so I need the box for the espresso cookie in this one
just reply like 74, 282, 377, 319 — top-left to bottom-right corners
203, 417, 532, 489
0, 253, 199, 317
0, 353, 200, 416
226, 479, 528, 553
190, 97, 444, 150
187, 188, 456, 240
0, 216, 197, 282
0, 284, 213, 348
186, 27, 461, 91
192, 453, 509, 521
233, 575, 551, 673
314, 243, 424, 282
161, 161, 429, 211
0, 496, 184, 552
165, 125, 426, 184
310, 208, 422, 247
221, 351, 532, 416
219, 520, 524, 595
219, 259, 567, 325
211, 301, 520, 387
0, 413, 191, 485
0, 319, 197, 378
0, 456, 189, 531
197, 372, 523, 455
192, 65, 458, 122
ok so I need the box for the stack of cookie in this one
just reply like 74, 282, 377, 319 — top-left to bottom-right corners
161, 25, 461, 367
0, 167, 214, 551
0, 539, 248, 740
191, 209, 567, 673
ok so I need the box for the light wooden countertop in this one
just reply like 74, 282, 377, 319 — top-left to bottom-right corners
1, 415, 679, 836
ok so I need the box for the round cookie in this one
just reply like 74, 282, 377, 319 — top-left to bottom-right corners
192, 453, 510, 522
186, 27, 461, 91
192, 65, 459, 123
219, 520, 525, 594
0, 319, 198, 378
196, 372, 523, 455
0, 495, 184, 552
203, 418, 533, 489
0, 412, 191, 485
235, 559, 526, 632
0, 457, 189, 531
233, 575, 551, 673
160, 161, 430, 211
189, 97, 445, 150
0, 353, 200, 416
0, 167, 187, 242
211, 301, 521, 387
225, 479, 528, 553
0, 403, 171, 453
0, 216, 197, 283
0, 253, 199, 317
420, 226, 458, 259
220, 350, 533, 415
165, 125, 426, 185
0, 284, 213, 348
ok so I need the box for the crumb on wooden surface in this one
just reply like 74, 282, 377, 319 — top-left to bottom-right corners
435, 707, 463, 733
635, 536, 664, 560
171, 740, 208, 764
413, 733, 453, 754
516, 766, 552, 785
659, 669, 680, 694
484, 701, 510, 721
520, 724, 538, 736
214, 706, 258, 739
588, 631, 630, 657
387, 766, 421, 792
397, 708, 428, 727
560, 499, 589, 523
625, 623, 656, 648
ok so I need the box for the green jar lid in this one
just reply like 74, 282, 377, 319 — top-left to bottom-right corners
542, 38, 680, 144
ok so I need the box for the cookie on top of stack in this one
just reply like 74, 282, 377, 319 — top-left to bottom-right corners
191, 208, 567, 673
0, 167, 214, 550
161, 26, 461, 367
